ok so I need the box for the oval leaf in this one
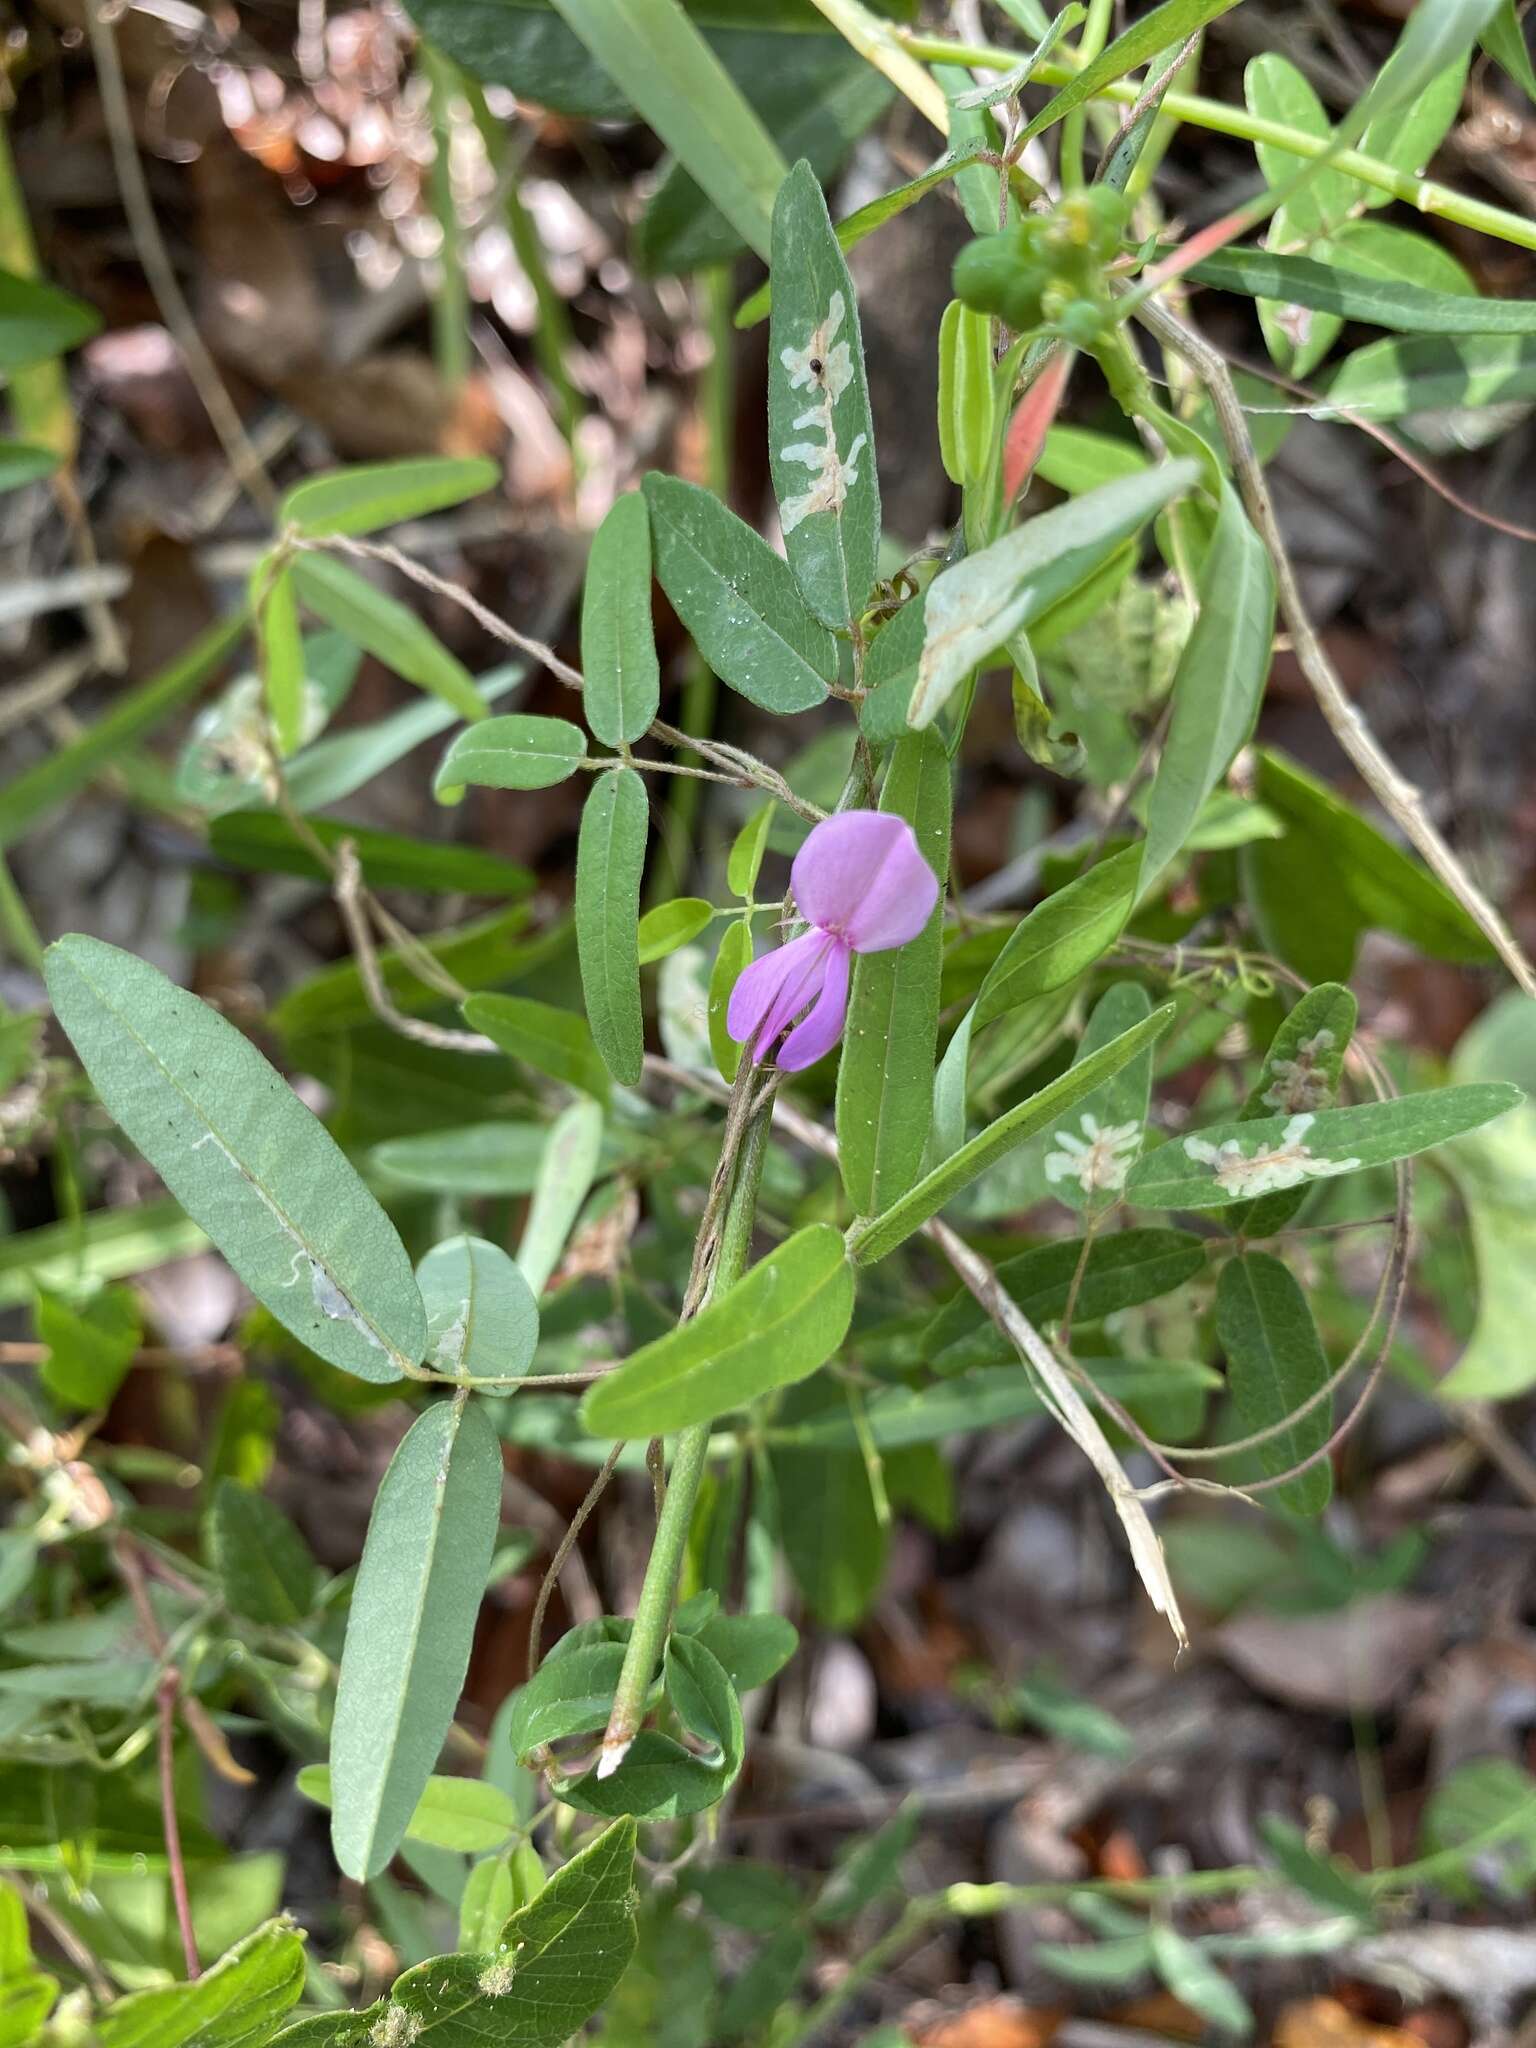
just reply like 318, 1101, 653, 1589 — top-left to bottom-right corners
975, 845, 1144, 1029
643, 472, 836, 714
1216, 1251, 1333, 1517
435, 714, 587, 797
43, 937, 424, 1383
417, 1234, 539, 1381
581, 1224, 855, 1436
463, 992, 610, 1101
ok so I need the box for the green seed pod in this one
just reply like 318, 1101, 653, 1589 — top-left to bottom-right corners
952, 234, 1026, 317
1057, 299, 1108, 348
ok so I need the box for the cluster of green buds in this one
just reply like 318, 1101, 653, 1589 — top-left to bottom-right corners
951, 188, 1130, 346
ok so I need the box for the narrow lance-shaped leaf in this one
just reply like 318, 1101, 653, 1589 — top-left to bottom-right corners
644, 472, 836, 715
546, 0, 786, 260
330, 1395, 502, 1880
1142, 485, 1275, 885
582, 1223, 855, 1437
1127, 1082, 1522, 1212
975, 845, 1144, 1029
851, 1005, 1176, 1265
1216, 1251, 1334, 1518
298, 1765, 519, 1854
416, 1234, 539, 1382
637, 896, 714, 965
0, 266, 99, 368
837, 732, 951, 1217
1186, 247, 1536, 336
291, 552, 489, 725
709, 916, 754, 1083
582, 491, 660, 746
938, 300, 995, 488
43, 937, 424, 1383
910, 461, 1200, 727
577, 766, 647, 1087
768, 158, 879, 629
280, 456, 498, 538
1016, 0, 1245, 146
517, 1098, 605, 1298
254, 562, 306, 758
463, 992, 610, 1102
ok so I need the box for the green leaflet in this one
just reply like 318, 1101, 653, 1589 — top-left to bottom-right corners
280, 457, 498, 538
1148, 1926, 1254, 2037
937, 300, 995, 487
434, 714, 587, 797
35, 1282, 138, 1409
416, 1234, 540, 1381
291, 553, 488, 725
92, 1918, 306, 2048
767, 158, 879, 628
375, 1123, 550, 1197
849, 1004, 1175, 1264
273, 1819, 638, 2046
517, 1097, 605, 1297
836, 732, 951, 1216
330, 1397, 503, 1879
638, 39, 891, 275
0, 440, 58, 493
0, 613, 247, 853
1187, 247, 1536, 335
1438, 992, 1536, 1401
637, 896, 715, 964
557, 1635, 745, 1819
279, 662, 526, 814
44, 937, 425, 1384
910, 462, 1200, 726
1253, 748, 1495, 964
581, 1224, 855, 1435
734, 141, 995, 329
923, 1226, 1207, 1375
1141, 486, 1275, 884
1245, 55, 1353, 244
709, 916, 755, 1081
1015, 0, 1243, 145
727, 806, 774, 896
769, 1442, 887, 1628
506, 1642, 630, 1758
255, 564, 306, 757
463, 992, 611, 1101
1319, 332, 1536, 421
974, 845, 1144, 1029
1127, 1083, 1522, 1213
0, 265, 99, 369
210, 812, 534, 897
1230, 982, 1356, 1238
576, 766, 647, 1086
298, 1765, 519, 1854
643, 472, 837, 715
1042, 981, 1155, 1218
582, 491, 660, 746
208, 1480, 319, 1625
1216, 1252, 1334, 1518
770, 1357, 1218, 1449
546, 0, 786, 260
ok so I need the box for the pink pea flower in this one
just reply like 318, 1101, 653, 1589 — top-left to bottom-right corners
727, 810, 940, 1073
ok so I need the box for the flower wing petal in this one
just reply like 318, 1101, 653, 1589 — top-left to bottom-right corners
777, 939, 851, 1072
791, 811, 939, 954
727, 929, 831, 1063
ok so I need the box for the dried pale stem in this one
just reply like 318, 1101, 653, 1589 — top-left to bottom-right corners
157, 1668, 201, 1978
527, 1443, 625, 1676
297, 536, 824, 822
86, 0, 276, 516
1134, 292, 1536, 1000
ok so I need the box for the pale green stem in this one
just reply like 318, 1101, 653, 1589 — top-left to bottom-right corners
422, 44, 471, 391
899, 31, 1536, 253
1060, 0, 1116, 191
596, 1087, 772, 1776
